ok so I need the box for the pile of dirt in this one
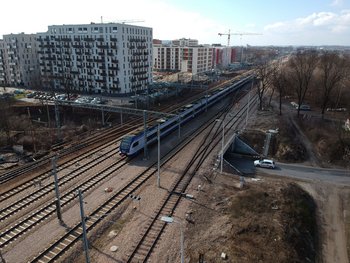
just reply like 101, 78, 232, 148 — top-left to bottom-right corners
186, 176, 318, 263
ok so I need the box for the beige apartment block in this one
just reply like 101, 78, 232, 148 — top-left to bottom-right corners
153, 41, 213, 75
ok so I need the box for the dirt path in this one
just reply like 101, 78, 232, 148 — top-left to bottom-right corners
299, 182, 349, 263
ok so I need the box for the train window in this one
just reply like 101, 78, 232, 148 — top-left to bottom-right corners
132, 141, 139, 148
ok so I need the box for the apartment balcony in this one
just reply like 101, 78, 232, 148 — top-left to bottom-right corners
107, 52, 114, 56
110, 44, 117, 49
132, 51, 143, 56
94, 58, 104, 63
97, 44, 109, 49
111, 59, 118, 64
73, 44, 84, 49
130, 58, 142, 63
84, 37, 94, 42
110, 37, 118, 42
61, 37, 71, 42
86, 58, 94, 62
97, 37, 104, 42
47, 55, 56, 61
137, 45, 147, 49
97, 52, 105, 56
138, 76, 148, 81
108, 66, 119, 70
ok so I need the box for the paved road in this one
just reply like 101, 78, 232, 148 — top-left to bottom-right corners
257, 162, 350, 185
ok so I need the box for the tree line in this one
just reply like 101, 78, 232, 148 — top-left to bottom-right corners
255, 50, 350, 118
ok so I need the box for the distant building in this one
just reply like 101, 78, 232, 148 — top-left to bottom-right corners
1, 33, 40, 88
153, 39, 213, 74
153, 39, 162, 45
37, 23, 153, 95
212, 46, 236, 68
172, 38, 199, 47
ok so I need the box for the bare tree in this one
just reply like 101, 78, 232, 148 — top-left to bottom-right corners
318, 51, 347, 118
288, 50, 318, 117
271, 60, 288, 115
0, 97, 14, 144
255, 60, 274, 110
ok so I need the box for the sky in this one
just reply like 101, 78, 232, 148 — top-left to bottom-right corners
1, 0, 350, 46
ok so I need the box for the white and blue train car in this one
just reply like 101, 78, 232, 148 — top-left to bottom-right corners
120, 75, 252, 156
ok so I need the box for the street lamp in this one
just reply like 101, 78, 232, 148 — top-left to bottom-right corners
215, 119, 225, 173
160, 216, 184, 263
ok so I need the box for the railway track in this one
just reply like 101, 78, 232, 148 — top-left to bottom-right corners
0, 125, 123, 185
126, 85, 257, 263
27, 82, 257, 262
0, 141, 121, 222
0, 138, 120, 204
0, 152, 130, 248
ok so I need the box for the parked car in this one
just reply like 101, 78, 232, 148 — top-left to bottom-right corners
296, 104, 311, 111
254, 159, 276, 169
290, 102, 298, 108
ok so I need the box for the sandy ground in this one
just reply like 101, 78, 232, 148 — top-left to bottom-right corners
299, 182, 350, 263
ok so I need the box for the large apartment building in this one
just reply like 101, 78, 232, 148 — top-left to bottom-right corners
0, 40, 5, 85
153, 40, 213, 74
1, 33, 40, 88
37, 23, 152, 95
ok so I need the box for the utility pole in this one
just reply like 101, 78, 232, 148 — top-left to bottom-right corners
52, 156, 62, 222
78, 189, 90, 263
27, 107, 37, 154
101, 108, 105, 126
143, 110, 148, 160
157, 124, 160, 188
54, 102, 61, 142
246, 81, 252, 127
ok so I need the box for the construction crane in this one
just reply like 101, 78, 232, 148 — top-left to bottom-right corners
218, 29, 261, 47
218, 29, 262, 64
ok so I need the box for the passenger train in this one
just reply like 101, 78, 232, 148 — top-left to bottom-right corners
120, 75, 253, 156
